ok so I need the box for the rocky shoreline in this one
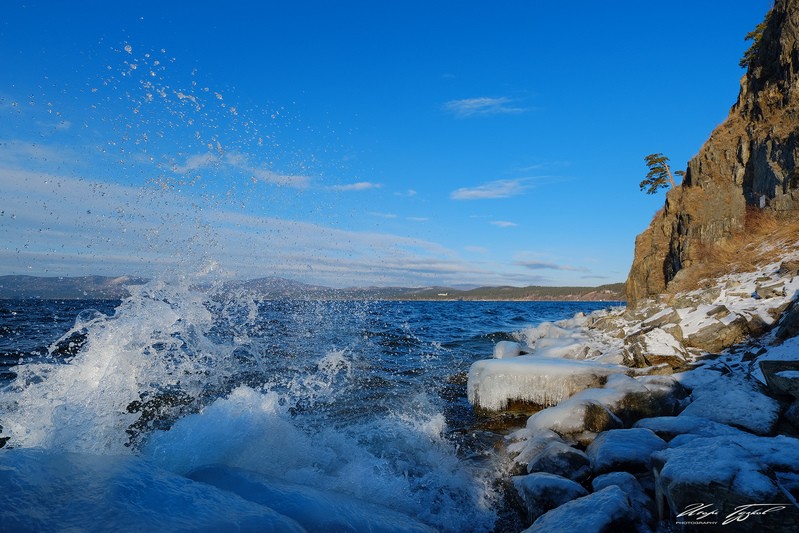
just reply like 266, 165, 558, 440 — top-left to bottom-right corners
469, 256, 799, 531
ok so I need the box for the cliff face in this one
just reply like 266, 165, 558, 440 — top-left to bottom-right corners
626, 0, 799, 305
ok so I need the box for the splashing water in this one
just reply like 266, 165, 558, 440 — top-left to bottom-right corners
0, 281, 527, 531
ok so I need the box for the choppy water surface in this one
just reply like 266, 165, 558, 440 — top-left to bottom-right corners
0, 288, 614, 531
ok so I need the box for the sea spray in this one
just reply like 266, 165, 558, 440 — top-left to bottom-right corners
0, 285, 518, 531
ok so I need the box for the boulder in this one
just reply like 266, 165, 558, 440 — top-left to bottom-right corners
525, 398, 623, 447
467, 357, 627, 411
679, 376, 781, 435
493, 340, 523, 359
653, 434, 799, 531
641, 307, 681, 329
759, 360, 799, 398
623, 327, 687, 369
683, 314, 749, 353
779, 260, 799, 276
524, 486, 638, 533
526, 440, 592, 483
586, 428, 667, 475
634, 415, 751, 442
786, 400, 799, 429
774, 299, 799, 341
557, 374, 687, 428
506, 429, 564, 471
591, 472, 655, 529
512, 473, 589, 523
756, 282, 785, 299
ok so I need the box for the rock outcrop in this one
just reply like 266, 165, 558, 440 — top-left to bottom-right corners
627, 0, 799, 306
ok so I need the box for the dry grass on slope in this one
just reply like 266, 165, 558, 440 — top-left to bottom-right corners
668, 208, 799, 293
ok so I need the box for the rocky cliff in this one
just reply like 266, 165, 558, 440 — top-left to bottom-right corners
627, 0, 799, 305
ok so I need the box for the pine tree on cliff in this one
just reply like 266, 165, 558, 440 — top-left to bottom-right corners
639, 153, 685, 194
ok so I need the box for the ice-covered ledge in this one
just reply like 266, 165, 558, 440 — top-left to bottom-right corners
467, 356, 627, 411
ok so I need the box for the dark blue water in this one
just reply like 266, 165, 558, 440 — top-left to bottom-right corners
0, 289, 617, 532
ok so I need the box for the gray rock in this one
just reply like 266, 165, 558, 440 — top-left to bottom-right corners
524, 486, 638, 533
786, 400, 799, 429
760, 360, 799, 398
586, 428, 667, 475
623, 327, 687, 369
641, 308, 681, 329
527, 440, 592, 483
775, 300, 799, 341
684, 314, 749, 353
513, 472, 588, 523
779, 260, 799, 276
756, 282, 785, 299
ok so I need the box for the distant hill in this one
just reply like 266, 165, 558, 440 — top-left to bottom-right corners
348, 283, 626, 302
0, 275, 625, 302
0, 275, 146, 300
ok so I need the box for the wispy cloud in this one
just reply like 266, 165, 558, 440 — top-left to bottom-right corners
170, 151, 311, 188
490, 221, 517, 228
515, 260, 589, 272
329, 181, 382, 192
450, 178, 532, 200
407, 217, 429, 222
464, 246, 488, 254
368, 211, 397, 219
394, 189, 417, 197
443, 96, 526, 118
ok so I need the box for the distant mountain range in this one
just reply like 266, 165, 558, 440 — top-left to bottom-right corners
0, 275, 625, 302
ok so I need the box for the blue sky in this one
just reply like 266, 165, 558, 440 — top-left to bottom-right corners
0, 1, 774, 288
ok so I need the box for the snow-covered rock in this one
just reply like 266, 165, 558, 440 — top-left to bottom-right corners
679, 375, 781, 435
512, 472, 588, 523
586, 428, 667, 475
493, 340, 523, 359
679, 306, 750, 353
524, 440, 592, 482
653, 433, 799, 530
467, 357, 627, 411
524, 485, 638, 533
506, 429, 563, 469
528, 374, 685, 432
623, 326, 688, 369
634, 415, 751, 442
591, 472, 655, 529
525, 398, 622, 446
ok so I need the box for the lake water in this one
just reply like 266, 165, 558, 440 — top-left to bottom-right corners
0, 284, 617, 532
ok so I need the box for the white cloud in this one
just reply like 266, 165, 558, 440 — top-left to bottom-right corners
329, 181, 382, 191
170, 151, 312, 188
514, 260, 589, 272
443, 96, 526, 118
394, 189, 417, 197
407, 217, 429, 222
490, 221, 518, 228
368, 211, 398, 219
1, 166, 533, 287
450, 178, 532, 200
